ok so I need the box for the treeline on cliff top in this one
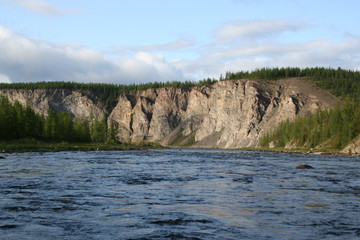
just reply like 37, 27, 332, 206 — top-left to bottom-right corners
0, 78, 216, 111
1, 67, 359, 101
222, 67, 360, 100
0, 96, 118, 143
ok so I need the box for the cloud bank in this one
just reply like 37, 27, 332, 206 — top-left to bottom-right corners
0, 26, 186, 84
172, 19, 360, 79
1, 18, 360, 84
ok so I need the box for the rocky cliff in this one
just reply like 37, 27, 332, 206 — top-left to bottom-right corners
108, 78, 338, 148
0, 79, 340, 148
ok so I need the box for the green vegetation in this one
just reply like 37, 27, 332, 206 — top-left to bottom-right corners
260, 99, 360, 150
170, 132, 196, 147
222, 67, 360, 151
1, 67, 358, 105
0, 95, 163, 152
0, 96, 118, 144
222, 67, 360, 100
0, 96, 44, 141
0, 139, 163, 153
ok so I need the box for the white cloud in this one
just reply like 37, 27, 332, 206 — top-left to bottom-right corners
0, 26, 185, 84
0, 26, 12, 38
0, 73, 12, 83
214, 19, 304, 43
112, 39, 197, 57
1, 0, 86, 17
171, 19, 360, 79
1, 17, 360, 85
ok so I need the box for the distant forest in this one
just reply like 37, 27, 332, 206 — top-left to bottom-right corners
1, 67, 360, 149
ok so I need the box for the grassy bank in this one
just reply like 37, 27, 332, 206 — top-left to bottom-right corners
0, 140, 163, 153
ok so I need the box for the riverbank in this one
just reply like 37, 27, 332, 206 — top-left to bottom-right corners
252, 146, 360, 156
1, 140, 356, 156
0, 140, 163, 153
178, 145, 356, 156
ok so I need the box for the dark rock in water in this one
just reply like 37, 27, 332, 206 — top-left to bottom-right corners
0, 224, 18, 229
0, 156, 5, 159
296, 164, 314, 169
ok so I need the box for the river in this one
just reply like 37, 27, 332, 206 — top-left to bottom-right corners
0, 149, 359, 239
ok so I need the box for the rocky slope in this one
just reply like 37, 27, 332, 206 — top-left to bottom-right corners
108, 78, 339, 148
0, 79, 341, 149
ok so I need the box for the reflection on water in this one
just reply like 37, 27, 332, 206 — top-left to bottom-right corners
0, 149, 359, 239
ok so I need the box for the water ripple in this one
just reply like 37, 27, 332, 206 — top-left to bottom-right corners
0, 149, 359, 239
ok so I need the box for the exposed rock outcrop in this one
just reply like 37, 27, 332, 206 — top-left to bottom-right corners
108, 78, 339, 148
0, 89, 105, 120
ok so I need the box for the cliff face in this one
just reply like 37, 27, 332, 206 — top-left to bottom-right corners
0, 79, 339, 148
108, 78, 338, 148
0, 89, 105, 120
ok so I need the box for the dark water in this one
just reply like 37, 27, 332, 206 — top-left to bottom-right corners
0, 149, 359, 240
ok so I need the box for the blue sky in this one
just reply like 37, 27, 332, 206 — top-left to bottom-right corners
0, 0, 359, 84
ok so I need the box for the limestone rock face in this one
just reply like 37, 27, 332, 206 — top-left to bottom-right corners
108, 88, 189, 143
1, 79, 339, 148
0, 89, 105, 120
108, 78, 339, 148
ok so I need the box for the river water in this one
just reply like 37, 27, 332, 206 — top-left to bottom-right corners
0, 149, 359, 239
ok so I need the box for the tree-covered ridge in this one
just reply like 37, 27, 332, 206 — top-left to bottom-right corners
1, 67, 360, 151
0, 96, 117, 143
1, 67, 359, 107
0, 78, 217, 91
222, 67, 360, 100
221, 67, 360, 151
260, 99, 360, 150
0, 78, 217, 111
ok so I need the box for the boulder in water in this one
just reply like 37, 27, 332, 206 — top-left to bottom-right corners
296, 164, 314, 169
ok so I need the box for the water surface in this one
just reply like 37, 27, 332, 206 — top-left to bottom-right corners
1, 149, 359, 239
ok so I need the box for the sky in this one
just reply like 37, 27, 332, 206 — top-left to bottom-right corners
0, 0, 359, 84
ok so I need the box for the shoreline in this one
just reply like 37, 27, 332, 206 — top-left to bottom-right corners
0, 141, 163, 154
1, 142, 357, 156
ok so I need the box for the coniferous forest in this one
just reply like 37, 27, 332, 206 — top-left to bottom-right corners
1, 67, 360, 151
0, 96, 117, 143
259, 99, 360, 150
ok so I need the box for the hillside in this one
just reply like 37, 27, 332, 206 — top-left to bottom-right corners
1, 67, 359, 153
0, 78, 338, 148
